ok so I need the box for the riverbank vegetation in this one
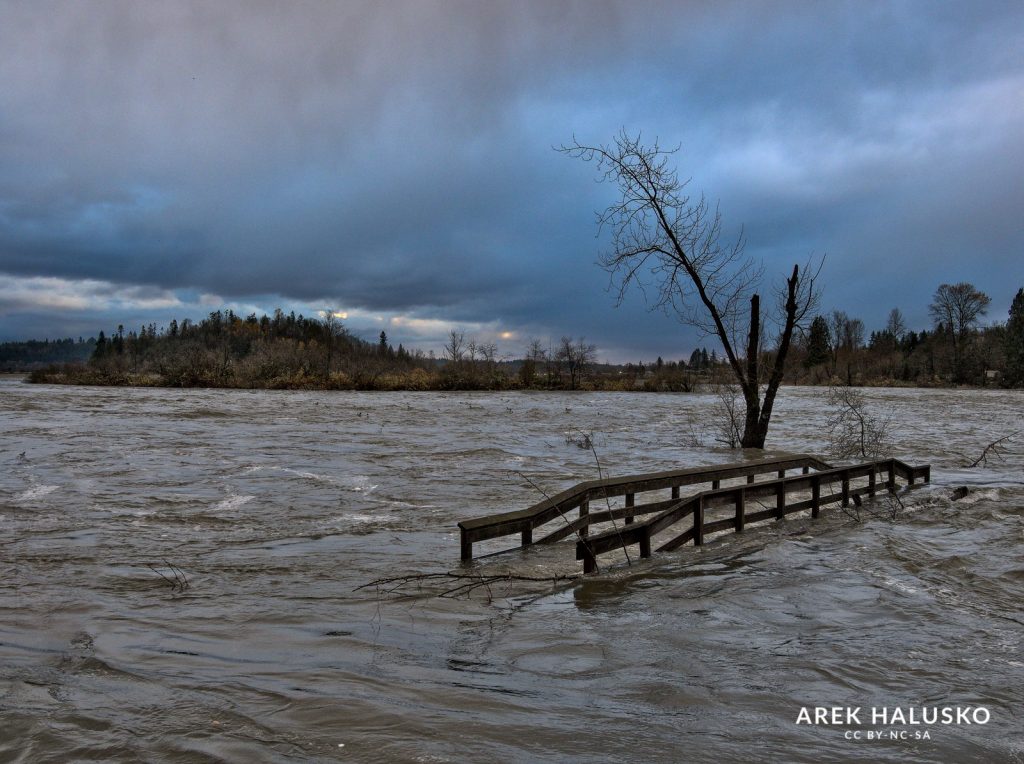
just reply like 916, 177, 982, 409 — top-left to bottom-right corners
787, 285, 1022, 388
17, 284, 1024, 391
23, 309, 650, 391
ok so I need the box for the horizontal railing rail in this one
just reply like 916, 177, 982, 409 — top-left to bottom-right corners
575, 458, 930, 572
457, 453, 834, 561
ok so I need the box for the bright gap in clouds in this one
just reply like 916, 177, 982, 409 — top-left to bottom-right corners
0, 272, 535, 358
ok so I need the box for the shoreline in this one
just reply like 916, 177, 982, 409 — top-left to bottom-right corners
10, 371, 1010, 394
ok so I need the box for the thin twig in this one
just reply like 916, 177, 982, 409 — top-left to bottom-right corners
585, 435, 633, 567
148, 564, 177, 588
514, 470, 600, 572
148, 561, 189, 592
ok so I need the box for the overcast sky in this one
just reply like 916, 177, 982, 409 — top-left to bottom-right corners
1, 0, 1021, 361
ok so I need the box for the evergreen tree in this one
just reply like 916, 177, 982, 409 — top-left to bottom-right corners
379, 331, 389, 353
92, 330, 107, 360
1005, 287, 1024, 387
804, 315, 831, 368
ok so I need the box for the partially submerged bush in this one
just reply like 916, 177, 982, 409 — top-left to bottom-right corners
825, 386, 893, 459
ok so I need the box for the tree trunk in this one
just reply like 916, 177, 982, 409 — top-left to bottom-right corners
740, 294, 764, 448
739, 265, 802, 449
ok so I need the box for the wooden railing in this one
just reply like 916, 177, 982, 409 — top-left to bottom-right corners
456, 454, 930, 573
458, 454, 833, 561
575, 458, 930, 573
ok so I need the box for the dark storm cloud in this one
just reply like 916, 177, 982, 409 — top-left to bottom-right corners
1, 0, 1022, 356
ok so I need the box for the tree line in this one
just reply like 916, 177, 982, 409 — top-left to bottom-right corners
791, 283, 1023, 388
26, 309, 626, 390
21, 284, 1024, 391
0, 337, 94, 371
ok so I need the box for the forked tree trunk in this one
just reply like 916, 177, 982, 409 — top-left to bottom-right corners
740, 294, 763, 448
738, 265, 802, 449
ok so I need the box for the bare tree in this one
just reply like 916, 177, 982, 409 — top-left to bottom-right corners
828, 310, 864, 383
846, 318, 865, 351
828, 310, 847, 373
710, 379, 744, 448
444, 330, 465, 362
829, 310, 865, 352
320, 309, 346, 376
556, 336, 597, 390
825, 386, 892, 459
885, 308, 907, 341
479, 341, 498, 380
929, 282, 991, 382
560, 131, 820, 447
479, 341, 498, 364
520, 338, 547, 386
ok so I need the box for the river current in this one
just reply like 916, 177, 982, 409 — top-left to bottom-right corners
1, 378, 1022, 763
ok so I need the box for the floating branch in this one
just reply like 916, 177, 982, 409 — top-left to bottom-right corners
355, 571, 579, 601
963, 431, 1018, 468
148, 560, 190, 592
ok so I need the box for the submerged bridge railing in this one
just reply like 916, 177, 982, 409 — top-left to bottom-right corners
457, 454, 930, 574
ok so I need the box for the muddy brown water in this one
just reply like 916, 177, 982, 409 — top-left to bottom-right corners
1, 378, 1022, 762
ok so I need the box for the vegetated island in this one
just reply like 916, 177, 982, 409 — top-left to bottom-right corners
14, 284, 1024, 392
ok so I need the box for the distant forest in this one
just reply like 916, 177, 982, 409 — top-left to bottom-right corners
0, 337, 94, 371
16, 284, 1024, 390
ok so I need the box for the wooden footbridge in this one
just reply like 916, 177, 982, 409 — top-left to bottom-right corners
457, 454, 931, 574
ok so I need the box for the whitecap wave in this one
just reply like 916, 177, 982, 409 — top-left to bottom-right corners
14, 484, 59, 502
210, 494, 255, 512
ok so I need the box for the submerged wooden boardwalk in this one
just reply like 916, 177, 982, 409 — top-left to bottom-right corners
457, 454, 931, 574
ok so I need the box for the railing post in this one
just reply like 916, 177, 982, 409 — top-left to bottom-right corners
747, 473, 755, 484
802, 466, 810, 475
624, 492, 635, 525
841, 470, 850, 507
712, 479, 720, 490
811, 475, 821, 519
672, 485, 680, 499
735, 487, 745, 532
887, 458, 897, 493
776, 480, 786, 520
777, 469, 786, 479
581, 543, 597, 574
460, 530, 473, 561
521, 525, 532, 547
908, 470, 916, 487
579, 499, 590, 538
694, 496, 704, 546
868, 465, 877, 497
639, 527, 651, 558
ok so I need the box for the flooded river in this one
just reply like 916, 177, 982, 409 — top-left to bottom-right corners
1, 377, 1022, 762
